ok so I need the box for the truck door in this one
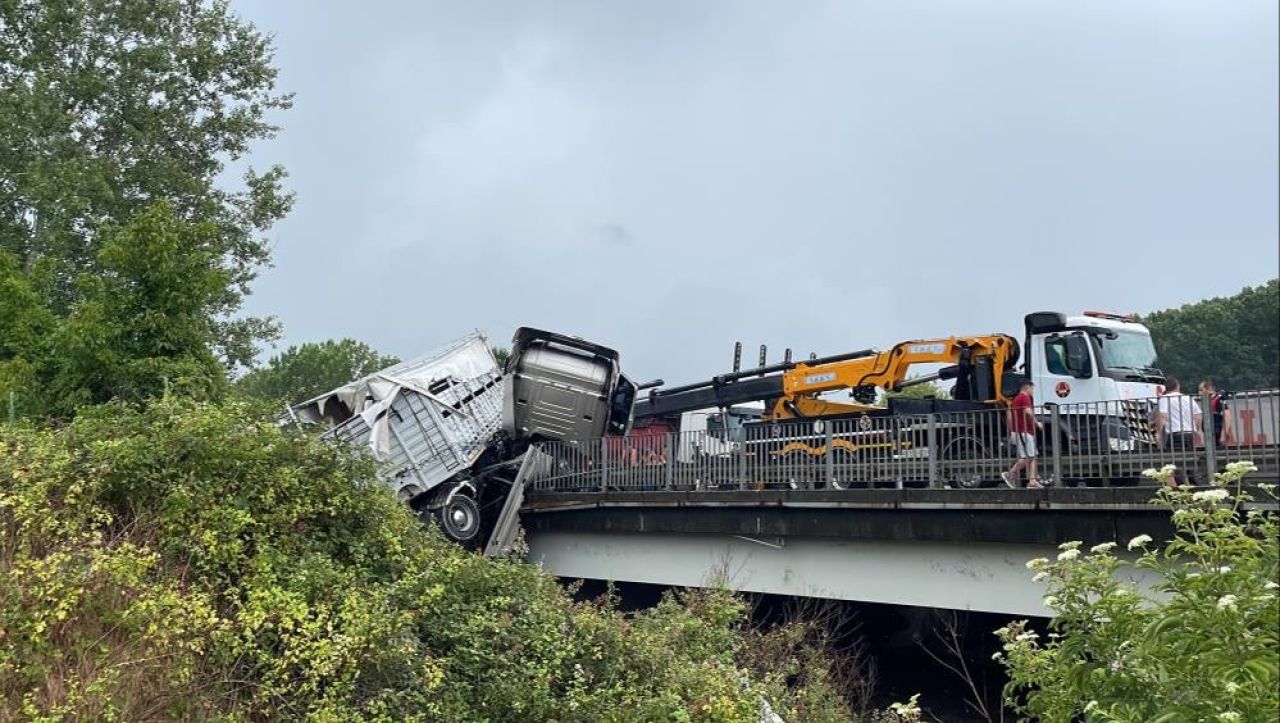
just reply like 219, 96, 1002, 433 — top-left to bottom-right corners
1034, 332, 1093, 403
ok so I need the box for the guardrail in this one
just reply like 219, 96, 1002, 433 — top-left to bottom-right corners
529, 390, 1280, 492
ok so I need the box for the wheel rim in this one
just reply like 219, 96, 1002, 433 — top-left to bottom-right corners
439, 495, 480, 541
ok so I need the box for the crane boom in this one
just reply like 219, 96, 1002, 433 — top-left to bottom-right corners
773, 334, 1020, 419
633, 335, 1021, 424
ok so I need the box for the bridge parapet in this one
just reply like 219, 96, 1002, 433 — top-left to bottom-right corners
530, 390, 1280, 493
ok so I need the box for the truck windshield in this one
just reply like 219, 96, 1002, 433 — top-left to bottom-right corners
1093, 331, 1159, 373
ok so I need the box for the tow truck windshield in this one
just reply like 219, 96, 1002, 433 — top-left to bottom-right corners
1092, 330, 1162, 380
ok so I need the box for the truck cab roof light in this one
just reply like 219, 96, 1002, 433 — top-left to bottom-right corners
1083, 311, 1138, 322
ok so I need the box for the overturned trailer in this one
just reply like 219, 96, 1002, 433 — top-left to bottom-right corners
289, 327, 635, 551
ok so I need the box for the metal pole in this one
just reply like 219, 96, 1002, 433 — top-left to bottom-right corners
600, 437, 609, 492
1049, 403, 1063, 487
1201, 392, 1217, 483
926, 414, 939, 488
823, 422, 834, 490
664, 434, 674, 490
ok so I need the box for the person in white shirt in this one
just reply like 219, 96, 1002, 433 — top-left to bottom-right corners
1154, 377, 1200, 485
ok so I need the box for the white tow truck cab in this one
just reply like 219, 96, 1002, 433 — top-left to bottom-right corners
1022, 311, 1166, 451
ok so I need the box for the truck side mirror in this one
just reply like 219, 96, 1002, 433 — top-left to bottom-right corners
1065, 335, 1093, 379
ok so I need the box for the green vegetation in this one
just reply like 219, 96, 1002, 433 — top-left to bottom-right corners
236, 340, 401, 406
997, 462, 1279, 721
882, 379, 947, 404
0, 400, 855, 721
0, 0, 290, 418
1141, 279, 1280, 391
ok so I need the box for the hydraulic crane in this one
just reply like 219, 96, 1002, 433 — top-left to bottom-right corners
634, 334, 1022, 424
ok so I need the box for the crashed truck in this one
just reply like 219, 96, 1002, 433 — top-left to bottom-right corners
287, 328, 638, 553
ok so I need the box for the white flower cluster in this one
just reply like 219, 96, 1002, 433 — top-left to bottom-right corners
1224, 460, 1257, 475
1192, 488, 1230, 503
1217, 594, 1238, 610
1128, 534, 1152, 550
1090, 542, 1116, 554
1058, 548, 1080, 561
1142, 463, 1179, 480
1026, 557, 1050, 570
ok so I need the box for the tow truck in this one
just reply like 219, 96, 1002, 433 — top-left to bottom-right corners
633, 311, 1166, 483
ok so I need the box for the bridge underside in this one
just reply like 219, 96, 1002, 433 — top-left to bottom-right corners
527, 531, 1082, 616
519, 488, 1250, 615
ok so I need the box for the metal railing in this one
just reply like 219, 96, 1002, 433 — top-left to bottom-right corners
529, 390, 1280, 492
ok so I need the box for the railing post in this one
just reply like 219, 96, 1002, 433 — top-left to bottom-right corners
1201, 392, 1217, 483
1049, 403, 1063, 487
600, 437, 609, 492
823, 422, 834, 490
737, 438, 748, 490
664, 434, 674, 490
926, 414, 939, 488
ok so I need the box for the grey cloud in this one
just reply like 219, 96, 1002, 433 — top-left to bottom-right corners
233, 0, 1278, 385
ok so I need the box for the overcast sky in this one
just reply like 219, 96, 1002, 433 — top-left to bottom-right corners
231, 0, 1278, 384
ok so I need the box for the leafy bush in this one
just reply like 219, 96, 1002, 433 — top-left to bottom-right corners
996, 462, 1279, 722
0, 400, 854, 721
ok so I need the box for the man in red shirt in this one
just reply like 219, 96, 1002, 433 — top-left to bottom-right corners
1003, 380, 1044, 489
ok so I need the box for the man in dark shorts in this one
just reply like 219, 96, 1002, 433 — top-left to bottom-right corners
1003, 380, 1045, 489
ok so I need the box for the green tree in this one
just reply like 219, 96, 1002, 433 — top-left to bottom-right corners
1140, 279, 1280, 391
881, 379, 947, 405
0, 252, 55, 418
44, 203, 231, 414
2, 203, 235, 417
236, 339, 401, 405
0, 0, 292, 369
492, 345, 510, 369
996, 462, 1278, 721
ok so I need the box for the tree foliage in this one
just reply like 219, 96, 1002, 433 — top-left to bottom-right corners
0, 400, 856, 722
997, 463, 1279, 722
1141, 279, 1280, 391
492, 345, 511, 369
3, 203, 238, 416
236, 339, 400, 406
881, 379, 947, 405
0, 0, 291, 369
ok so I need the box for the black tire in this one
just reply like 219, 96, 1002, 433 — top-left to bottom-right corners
940, 434, 992, 489
435, 492, 481, 543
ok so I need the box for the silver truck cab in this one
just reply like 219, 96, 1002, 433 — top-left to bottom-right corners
503, 327, 637, 444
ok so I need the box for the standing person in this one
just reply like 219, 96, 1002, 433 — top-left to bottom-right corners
1003, 380, 1044, 489
1155, 377, 1200, 486
1198, 379, 1232, 447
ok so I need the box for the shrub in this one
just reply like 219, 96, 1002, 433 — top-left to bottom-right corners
1, 400, 853, 721
996, 462, 1279, 722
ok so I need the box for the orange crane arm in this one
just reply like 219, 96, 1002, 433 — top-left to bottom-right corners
770, 334, 1020, 419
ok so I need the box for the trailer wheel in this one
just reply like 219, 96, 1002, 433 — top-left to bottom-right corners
436, 492, 481, 543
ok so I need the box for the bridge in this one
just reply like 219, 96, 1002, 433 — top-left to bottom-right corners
514, 393, 1279, 617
